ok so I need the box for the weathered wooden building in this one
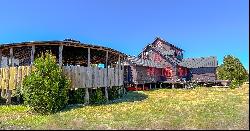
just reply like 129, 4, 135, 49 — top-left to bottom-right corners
124, 37, 218, 88
0, 39, 127, 104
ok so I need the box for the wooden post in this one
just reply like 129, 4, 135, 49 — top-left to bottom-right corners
30, 45, 35, 65
105, 51, 109, 102
59, 45, 63, 67
0, 49, 2, 68
10, 48, 14, 67
0, 49, 3, 97
6, 48, 13, 104
142, 84, 145, 90
135, 84, 138, 91
149, 83, 152, 90
84, 48, 90, 105
172, 83, 175, 89
122, 59, 126, 95
118, 55, 121, 97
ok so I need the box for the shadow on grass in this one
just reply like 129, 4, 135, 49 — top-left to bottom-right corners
62, 91, 148, 112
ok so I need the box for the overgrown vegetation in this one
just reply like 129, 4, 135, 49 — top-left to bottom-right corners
22, 52, 70, 114
89, 88, 107, 104
217, 55, 248, 88
0, 84, 248, 130
68, 88, 85, 104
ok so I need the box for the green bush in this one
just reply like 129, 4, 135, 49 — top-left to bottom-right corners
22, 52, 70, 114
108, 86, 120, 100
90, 88, 106, 104
68, 88, 85, 104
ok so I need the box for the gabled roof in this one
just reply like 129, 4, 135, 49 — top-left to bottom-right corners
125, 56, 165, 68
179, 56, 217, 68
138, 37, 183, 58
154, 37, 184, 51
153, 45, 217, 68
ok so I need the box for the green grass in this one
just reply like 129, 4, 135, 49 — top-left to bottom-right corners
0, 84, 249, 130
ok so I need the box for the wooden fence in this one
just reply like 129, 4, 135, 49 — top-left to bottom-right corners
0, 66, 124, 95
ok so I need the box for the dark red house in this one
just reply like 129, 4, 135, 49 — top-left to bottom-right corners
124, 37, 218, 89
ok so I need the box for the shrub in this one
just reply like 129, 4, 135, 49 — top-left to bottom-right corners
90, 88, 106, 104
217, 55, 248, 88
22, 52, 70, 114
108, 86, 120, 100
68, 88, 85, 104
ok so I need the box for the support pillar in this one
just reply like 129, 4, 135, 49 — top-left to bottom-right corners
59, 45, 63, 67
160, 83, 162, 88
84, 48, 90, 105
172, 83, 175, 89
142, 84, 145, 90
149, 83, 152, 90
30, 45, 35, 65
0, 49, 2, 68
105, 51, 109, 102
6, 48, 13, 104
118, 55, 121, 97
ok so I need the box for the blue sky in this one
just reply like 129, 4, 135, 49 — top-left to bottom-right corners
0, 0, 249, 69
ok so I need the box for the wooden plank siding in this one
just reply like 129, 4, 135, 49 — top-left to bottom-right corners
0, 66, 124, 96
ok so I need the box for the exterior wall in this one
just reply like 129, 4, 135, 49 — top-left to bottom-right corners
140, 45, 178, 81
129, 65, 162, 84
152, 39, 183, 60
189, 67, 217, 82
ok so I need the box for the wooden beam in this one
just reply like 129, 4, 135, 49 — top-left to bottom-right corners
59, 45, 63, 67
10, 47, 14, 67
30, 45, 35, 65
84, 48, 90, 105
118, 55, 121, 97
6, 48, 11, 104
105, 50, 109, 102
0, 49, 2, 68
88, 48, 90, 66
172, 84, 175, 89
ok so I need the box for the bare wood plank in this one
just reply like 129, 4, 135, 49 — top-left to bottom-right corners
59, 45, 63, 67
105, 51, 109, 102
10, 48, 14, 67
31, 45, 35, 65
6, 67, 11, 104
85, 48, 91, 105
0, 68, 4, 97
0, 49, 2, 68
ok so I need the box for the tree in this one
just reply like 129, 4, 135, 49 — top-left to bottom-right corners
217, 55, 248, 88
22, 52, 70, 114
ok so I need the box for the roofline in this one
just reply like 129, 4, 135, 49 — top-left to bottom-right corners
155, 37, 184, 51
0, 40, 128, 57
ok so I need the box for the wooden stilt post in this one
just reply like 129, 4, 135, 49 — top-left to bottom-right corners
6, 48, 13, 104
135, 84, 138, 91
172, 83, 175, 89
160, 83, 162, 88
105, 51, 109, 102
59, 45, 63, 67
30, 45, 35, 65
118, 55, 121, 97
149, 83, 152, 90
84, 48, 90, 105
0, 49, 2, 68
0, 49, 3, 98
30, 45, 35, 73
142, 84, 145, 91
122, 58, 126, 95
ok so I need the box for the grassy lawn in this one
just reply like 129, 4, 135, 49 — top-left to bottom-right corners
0, 84, 249, 130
